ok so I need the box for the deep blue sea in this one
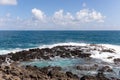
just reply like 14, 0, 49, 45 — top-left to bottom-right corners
0, 31, 120, 54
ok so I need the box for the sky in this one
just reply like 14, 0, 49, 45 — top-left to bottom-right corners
0, 0, 120, 30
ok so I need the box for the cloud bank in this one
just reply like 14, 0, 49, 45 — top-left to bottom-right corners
31, 8, 105, 26
0, 8, 106, 30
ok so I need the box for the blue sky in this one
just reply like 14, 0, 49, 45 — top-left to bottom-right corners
0, 0, 120, 30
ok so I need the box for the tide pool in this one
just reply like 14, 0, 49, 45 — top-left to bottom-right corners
22, 58, 85, 67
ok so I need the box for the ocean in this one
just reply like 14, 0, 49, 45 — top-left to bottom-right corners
0, 31, 120, 51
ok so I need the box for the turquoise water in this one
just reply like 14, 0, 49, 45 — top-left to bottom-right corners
22, 58, 85, 67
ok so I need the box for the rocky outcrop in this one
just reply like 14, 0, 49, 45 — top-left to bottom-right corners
0, 65, 79, 80
0, 46, 92, 63
80, 71, 113, 80
0, 45, 116, 63
114, 58, 120, 64
80, 75, 109, 80
76, 64, 99, 70
1, 64, 116, 80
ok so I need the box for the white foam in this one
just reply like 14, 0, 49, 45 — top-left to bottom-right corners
0, 48, 26, 55
91, 51, 115, 63
90, 44, 120, 63
101, 44, 120, 52
39, 42, 88, 49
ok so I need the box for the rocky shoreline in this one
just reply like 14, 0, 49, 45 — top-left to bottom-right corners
0, 44, 120, 80
0, 64, 113, 80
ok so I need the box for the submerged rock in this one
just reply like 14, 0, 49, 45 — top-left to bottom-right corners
76, 64, 98, 71
80, 75, 97, 80
80, 70, 110, 80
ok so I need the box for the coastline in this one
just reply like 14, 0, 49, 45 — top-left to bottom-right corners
0, 44, 120, 79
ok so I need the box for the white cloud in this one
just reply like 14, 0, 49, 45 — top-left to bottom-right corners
52, 9, 74, 25
32, 8, 46, 22
89, 10, 105, 22
76, 9, 105, 23
76, 9, 89, 22
0, 0, 17, 5
52, 9, 105, 25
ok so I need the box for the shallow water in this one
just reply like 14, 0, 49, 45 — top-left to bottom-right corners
22, 57, 85, 67
21, 57, 120, 79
